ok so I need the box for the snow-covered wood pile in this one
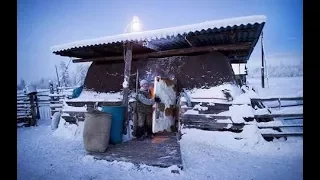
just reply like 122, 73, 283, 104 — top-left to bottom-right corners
178, 83, 251, 133
177, 80, 304, 141
56, 91, 124, 123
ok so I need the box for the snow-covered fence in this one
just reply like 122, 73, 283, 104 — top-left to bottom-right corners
17, 87, 74, 126
17, 91, 50, 126
251, 97, 303, 110
36, 93, 52, 120
17, 94, 31, 122
49, 88, 73, 115
252, 96, 303, 139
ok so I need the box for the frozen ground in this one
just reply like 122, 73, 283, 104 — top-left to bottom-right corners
18, 122, 303, 180
17, 77, 303, 180
247, 77, 303, 98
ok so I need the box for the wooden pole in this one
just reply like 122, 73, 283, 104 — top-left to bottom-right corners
261, 31, 265, 88
136, 69, 139, 95
28, 93, 37, 126
122, 42, 133, 133
35, 94, 40, 120
122, 42, 133, 106
55, 65, 60, 88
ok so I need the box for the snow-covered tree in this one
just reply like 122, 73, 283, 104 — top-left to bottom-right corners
247, 64, 303, 78
33, 78, 54, 89
71, 71, 77, 87
17, 79, 26, 90
74, 64, 89, 86
59, 61, 71, 87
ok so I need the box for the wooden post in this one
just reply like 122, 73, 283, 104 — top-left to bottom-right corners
35, 94, 40, 119
122, 42, 133, 133
49, 81, 54, 102
122, 42, 133, 106
261, 31, 265, 88
28, 92, 37, 126
278, 98, 281, 110
55, 65, 60, 89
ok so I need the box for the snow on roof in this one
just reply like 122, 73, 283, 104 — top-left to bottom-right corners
51, 15, 266, 52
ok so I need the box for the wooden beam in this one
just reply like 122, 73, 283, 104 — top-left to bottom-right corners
261, 132, 303, 137
254, 113, 303, 119
181, 114, 233, 124
73, 43, 251, 63
122, 42, 133, 107
251, 97, 303, 102
258, 124, 303, 128
122, 42, 133, 133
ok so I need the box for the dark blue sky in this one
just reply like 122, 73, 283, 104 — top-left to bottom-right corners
17, 0, 302, 83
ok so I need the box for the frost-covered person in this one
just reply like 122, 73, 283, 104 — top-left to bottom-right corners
135, 79, 161, 139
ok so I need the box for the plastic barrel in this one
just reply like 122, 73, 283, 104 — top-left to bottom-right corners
101, 106, 126, 144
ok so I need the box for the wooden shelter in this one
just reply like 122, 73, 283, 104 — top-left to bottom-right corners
50, 15, 266, 168
51, 15, 266, 105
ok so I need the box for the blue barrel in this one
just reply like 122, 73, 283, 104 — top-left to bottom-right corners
101, 106, 126, 144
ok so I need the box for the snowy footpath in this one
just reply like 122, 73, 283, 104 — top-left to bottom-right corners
17, 77, 303, 180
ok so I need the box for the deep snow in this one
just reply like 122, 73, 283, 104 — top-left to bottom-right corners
18, 120, 302, 180
17, 77, 303, 180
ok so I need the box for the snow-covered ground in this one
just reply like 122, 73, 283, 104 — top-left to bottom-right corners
247, 77, 303, 98
17, 77, 303, 180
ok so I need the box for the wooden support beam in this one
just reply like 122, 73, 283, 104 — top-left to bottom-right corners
251, 97, 303, 102
122, 42, 133, 106
261, 132, 303, 137
258, 124, 303, 128
181, 114, 233, 125
254, 113, 303, 119
122, 42, 133, 133
182, 119, 245, 132
73, 43, 251, 63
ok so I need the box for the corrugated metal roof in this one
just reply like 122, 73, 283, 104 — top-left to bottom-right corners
52, 15, 266, 52
52, 15, 266, 63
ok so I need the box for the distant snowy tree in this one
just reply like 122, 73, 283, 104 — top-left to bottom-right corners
34, 78, 53, 89
59, 61, 71, 87
17, 79, 26, 90
71, 71, 77, 87
247, 63, 303, 78
70, 64, 90, 86
75, 64, 89, 86
37, 78, 46, 89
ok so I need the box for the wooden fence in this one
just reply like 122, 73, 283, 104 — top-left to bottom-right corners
251, 96, 303, 139
17, 87, 74, 127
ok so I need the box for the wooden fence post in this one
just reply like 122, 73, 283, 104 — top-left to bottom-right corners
28, 92, 38, 126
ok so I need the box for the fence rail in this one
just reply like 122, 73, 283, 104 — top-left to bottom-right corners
252, 96, 303, 139
17, 87, 74, 127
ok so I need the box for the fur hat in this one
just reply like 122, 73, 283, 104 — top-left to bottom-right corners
140, 79, 149, 86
